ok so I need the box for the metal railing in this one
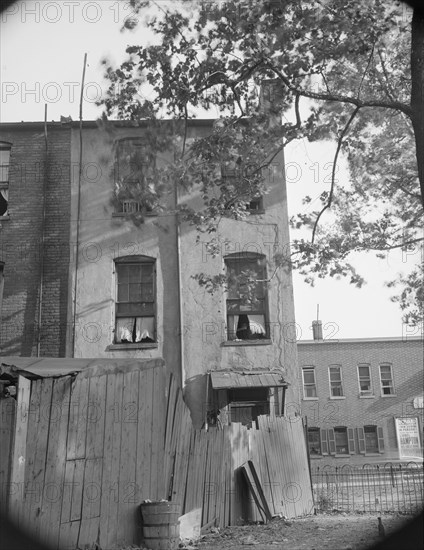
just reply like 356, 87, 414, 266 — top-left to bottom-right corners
312, 462, 424, 514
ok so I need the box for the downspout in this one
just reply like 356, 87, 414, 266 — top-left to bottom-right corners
37, 104, 48, 357
71, 53, 87, 357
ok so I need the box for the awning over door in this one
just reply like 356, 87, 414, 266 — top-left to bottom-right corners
210, 370, 287, 389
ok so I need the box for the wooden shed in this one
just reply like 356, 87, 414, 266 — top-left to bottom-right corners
0, 357, 168, 550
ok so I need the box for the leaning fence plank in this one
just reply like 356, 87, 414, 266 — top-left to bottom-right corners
9, 375, 31, 525
117, 370, 139, 546
39, 377, 71, 550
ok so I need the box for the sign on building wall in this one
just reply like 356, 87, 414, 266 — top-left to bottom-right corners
394, 417, 422, 459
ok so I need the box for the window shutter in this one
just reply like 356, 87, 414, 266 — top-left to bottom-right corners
348, 428, 356, 454
321, 429, 328, 455
328, 428, 336, 454
377, 426, 385, 453
357, 427, 365, 454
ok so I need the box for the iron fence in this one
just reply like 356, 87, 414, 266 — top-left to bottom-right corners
312, 462, 424, 514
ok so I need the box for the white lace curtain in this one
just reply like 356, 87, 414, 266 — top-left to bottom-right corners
116, 317, 154, 343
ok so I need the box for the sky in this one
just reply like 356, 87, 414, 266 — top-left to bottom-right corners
0, 0, 421, 340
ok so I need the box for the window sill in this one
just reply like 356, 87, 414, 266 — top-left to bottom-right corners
106, 343, 158, 351
0, 215, 10, 221
112, 212, 157, 218
359, 394, 375, 399
329, 396, 345, 400
222, 339, 272, 347
303, 397, 319, 401
365, 453, 381, 456
381, 394, 396, 398
310, 455, 323, 459
334, 454, 350, 458
248, 209, 265, 215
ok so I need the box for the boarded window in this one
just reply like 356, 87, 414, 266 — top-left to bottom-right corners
228, 387, 269, 428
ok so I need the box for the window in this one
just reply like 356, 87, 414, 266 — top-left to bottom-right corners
364, 425, 379, 453
302, 367, 317, 399
225, 253, 268, 341
221, 163, 264, 214
228, 387, 269, 428
0, 142, 11, 216
329, 365, 344, 397
114, 139, 157, 214
114, 256, 156, 344
333, 427, 349, 454
357, 364, 373, 396
379, 364, 395, 395
357, 425, 385, 454
307, 428, 321, 455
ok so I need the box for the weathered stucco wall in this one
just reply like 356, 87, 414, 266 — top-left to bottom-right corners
69, 121, 300, 425
69, 123, 181, 383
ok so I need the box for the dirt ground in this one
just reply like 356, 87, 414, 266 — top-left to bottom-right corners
190, 513, 415, 550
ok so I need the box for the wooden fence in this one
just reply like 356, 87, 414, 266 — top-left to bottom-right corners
4, 362, 313, 550
164, 374, 314, 526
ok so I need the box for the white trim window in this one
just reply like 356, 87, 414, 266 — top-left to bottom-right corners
329, 365, 344, 397
114, 255, 156, 344
302, 367, 317, 399
357, 364, 373, 396
379, 363, 395, 396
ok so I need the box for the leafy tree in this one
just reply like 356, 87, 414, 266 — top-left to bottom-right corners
100, 0, 424, 324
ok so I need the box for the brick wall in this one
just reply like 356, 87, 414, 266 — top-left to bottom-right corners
298, 338, 424, 465
0, 123, 71, 356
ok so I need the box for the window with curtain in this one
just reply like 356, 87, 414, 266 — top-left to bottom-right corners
334, 426, 349, 454
114, 138, 157, 214
225, 253, 268, 341
0, 142, 11, 216
114, 256, 156, 344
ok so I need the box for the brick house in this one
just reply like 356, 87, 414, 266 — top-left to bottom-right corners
0, 122, 71, 357
298, 336, 424, 465
0, 119, 300, 428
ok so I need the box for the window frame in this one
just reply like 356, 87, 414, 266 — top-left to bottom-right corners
379, 363, 395, 396
113, 255, 157, 346
328, 365, 344, 398
227, 387, 270, 428
302, 366, 318, 400
333, 426, 350, 455
357, 363, 374, 397
113, 138, 157, 216
0, 142, 12, 217
224, 253, 269, 342
220, 163, 264, 215
307, 427, 322, 456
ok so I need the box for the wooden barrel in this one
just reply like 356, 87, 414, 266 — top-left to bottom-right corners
140, 502, 181, 550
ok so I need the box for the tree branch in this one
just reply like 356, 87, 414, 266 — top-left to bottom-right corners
265, 62, 413, 117
312, 106, 361, 243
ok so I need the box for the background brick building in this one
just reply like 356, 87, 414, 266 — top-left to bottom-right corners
0, 122, 72, 357
298, 336, 424, 465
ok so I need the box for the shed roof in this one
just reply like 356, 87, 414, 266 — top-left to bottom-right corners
0, 356, 164, 379
210, 370, 287, 389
